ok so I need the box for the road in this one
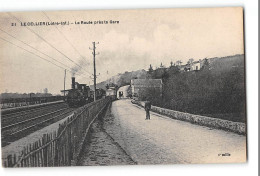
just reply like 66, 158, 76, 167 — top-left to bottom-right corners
104, 99, 246, 165
117, 85, 130, 98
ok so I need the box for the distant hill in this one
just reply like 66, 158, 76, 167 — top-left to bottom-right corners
91, 69, 148, 90
208, 54, 244, 72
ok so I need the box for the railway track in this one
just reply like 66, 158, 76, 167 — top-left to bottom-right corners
1, 102, 66, 119
1, 103, 67, 126
1, 103, 75, 147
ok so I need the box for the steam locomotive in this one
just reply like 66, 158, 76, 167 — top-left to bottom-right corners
62, 77, 105, 107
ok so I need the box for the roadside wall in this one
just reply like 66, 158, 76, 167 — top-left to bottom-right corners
131, 100, 246, 135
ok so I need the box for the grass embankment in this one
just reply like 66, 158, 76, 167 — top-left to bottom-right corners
147, 55, 246, 123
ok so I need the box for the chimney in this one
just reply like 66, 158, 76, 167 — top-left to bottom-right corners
72, 77, 75, 89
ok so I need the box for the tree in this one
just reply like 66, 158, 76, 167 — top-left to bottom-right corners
160, 62, 165, 68
168, 65, 180, 75
170, 61, 173, 67
138, 87, 162, 103
43, 88, 48, 94
148, 64, 153, 74
201, 58, 210, 70
126, 85, 132, 98
176, 60, 182, 66
187, 58, 194, 65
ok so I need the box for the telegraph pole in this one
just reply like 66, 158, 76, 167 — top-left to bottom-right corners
64, 69, 66, 100
90, 42, 99, 101
93, 42, 97, 101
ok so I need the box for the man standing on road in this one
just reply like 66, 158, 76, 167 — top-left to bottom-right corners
144, 100, 151, 120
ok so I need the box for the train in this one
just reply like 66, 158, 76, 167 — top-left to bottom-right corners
61, 77, 106, 107
92, 88, 106, 100
105, 85, 117, 101
61, 77, 119, 107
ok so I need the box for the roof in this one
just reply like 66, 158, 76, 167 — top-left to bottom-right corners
131, 79, 162, 87
179, 61, 201, 68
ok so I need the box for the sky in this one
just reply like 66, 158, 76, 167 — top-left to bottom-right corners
0, 7, 244, 94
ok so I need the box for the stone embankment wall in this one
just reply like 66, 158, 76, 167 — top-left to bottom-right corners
131, 100, 246, 135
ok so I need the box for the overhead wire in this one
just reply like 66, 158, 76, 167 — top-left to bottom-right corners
42, 12, 92, 72
7, 12, 91, 76
69, 13, 105, 84
0, 29, 88, 77
71, 13, 103, 67
0, 27, 73, 72
0, 36, 68, 71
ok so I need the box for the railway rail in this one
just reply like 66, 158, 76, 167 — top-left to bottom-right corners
1, 102, 75, 147
1, 101, 65, 116
1, 103, 67, 126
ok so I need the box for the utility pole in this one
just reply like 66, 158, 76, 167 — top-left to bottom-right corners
64, 69, 66, 100
90, 42, 99, 101
93, 42, 97, 101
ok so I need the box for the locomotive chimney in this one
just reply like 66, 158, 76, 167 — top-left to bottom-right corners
72, 77, 75, 89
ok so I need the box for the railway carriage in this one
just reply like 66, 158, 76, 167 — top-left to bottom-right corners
106, 87, 117, 100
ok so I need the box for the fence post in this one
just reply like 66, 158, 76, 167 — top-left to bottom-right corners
42, 134, 48, 167
7, 155, 13, 167
67, 125, 72, 166
54, 131, 58, 166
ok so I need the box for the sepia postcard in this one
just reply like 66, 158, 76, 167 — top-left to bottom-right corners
0, 7, 246, 167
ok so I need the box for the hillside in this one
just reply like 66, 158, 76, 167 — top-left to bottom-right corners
92, 54, 244, 89
151, 54, 246, 122
92, 69, 148, 90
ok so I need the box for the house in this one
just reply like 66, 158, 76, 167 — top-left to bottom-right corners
130, 79, 162, 100
178, 60, 203, 72
190, 61, 201, 71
